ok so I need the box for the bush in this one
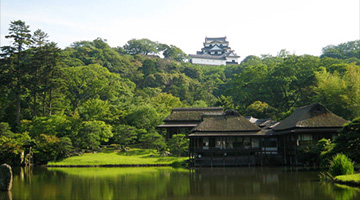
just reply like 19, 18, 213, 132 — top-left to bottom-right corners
333, 117, 360, 163
329, 153, 354, 177
33, 134, 72, 164
168, 134, 189, 157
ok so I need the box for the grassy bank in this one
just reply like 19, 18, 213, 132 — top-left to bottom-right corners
334, 174, 360, 187
47, 148, 188, 167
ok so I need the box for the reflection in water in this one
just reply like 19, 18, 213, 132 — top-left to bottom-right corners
10, 167, 360, 200
0, 191, 12, 200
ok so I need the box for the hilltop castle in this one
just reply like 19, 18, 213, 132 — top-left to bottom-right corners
189, 37, 240, 66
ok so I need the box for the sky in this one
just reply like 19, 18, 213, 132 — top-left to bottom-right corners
1, 0, 359, 60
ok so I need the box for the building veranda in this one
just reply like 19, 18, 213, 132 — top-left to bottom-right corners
158, 104, 348, 167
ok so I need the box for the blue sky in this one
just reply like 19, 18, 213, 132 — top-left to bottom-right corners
1, 0, 359, 59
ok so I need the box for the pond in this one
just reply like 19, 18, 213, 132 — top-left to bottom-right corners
2, 167, 360, 200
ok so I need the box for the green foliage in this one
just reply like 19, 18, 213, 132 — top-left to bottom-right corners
225, 54, 321, 117
328, 154, 354, 177
33, 134, 72, 164
112, 124, 145, 147
0, 122, 14, 137
0, 131, 32, 165
139, 131, 166, 152
333, 118, 360, 163
77, 99, 112, 121
298, 138, 334, 167
77, 120, 113, 150
125, 104, 162, 131
214, 95, 234, 111
150, 93, 182, 118
123, 38, 161, 55
244, 101, 277, 119
20, 115, 73, 138
168, 134, 189, 156
61, 64, 135, 110
313, 64, 360, 119
321, 40, 360, 60
163, 45, 188, 62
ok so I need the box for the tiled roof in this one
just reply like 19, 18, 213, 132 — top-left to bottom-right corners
205, 37, 227, 42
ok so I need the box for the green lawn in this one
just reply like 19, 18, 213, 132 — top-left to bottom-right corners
47, 148, 188, 166
335, 174, 360, 186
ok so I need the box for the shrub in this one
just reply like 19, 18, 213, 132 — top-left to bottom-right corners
33, 134, 72, 164
333, 117, 360, 163
329, 153, 354, 177
168, 134, 189, 157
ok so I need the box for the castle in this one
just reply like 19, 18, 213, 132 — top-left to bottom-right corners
189, 37, 240, 66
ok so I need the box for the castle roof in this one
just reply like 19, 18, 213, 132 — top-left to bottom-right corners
205, 37, 227, 43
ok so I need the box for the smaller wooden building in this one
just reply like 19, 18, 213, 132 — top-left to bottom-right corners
272, 103, 348, 165
159, 104, 348, 166
188, 110, 278, 166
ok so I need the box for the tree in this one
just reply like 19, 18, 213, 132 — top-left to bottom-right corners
29, 29, 49, 117
244, 101, 276, 119
332, 118, 360, 163
150, 93, 182, 119
313, 64, 360, 119
163, 45, 188, 62
77, 99, 112, 121
214, 95, 234, 111
77, 120, 113, 150
141, 59, 160, 76
111, 124, 145, 147
139, 131, 166, 152
266, 55, 320, 111
67, 38, 139, 78
0, 132, 32, 165
61, 64, 135, 111
321, 40, 360, 60
20, 115, 73, 138
123, 38, 160, 55
28, 30, 64, 117
1, 20, 33, 126
124, 104, 162, 131
33, 134, 72, 164
168, 134, 189, 156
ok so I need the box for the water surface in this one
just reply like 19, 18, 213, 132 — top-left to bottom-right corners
3, 167, 360, 200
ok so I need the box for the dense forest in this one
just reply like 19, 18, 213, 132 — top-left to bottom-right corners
1, 20, 360, 165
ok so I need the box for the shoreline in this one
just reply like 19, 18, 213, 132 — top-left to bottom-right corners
333, 174, 360, 188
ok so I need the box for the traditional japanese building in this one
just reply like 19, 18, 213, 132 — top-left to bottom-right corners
159, 104, 348, 166
189, 37, 240, 66
272, 103, 348, 165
